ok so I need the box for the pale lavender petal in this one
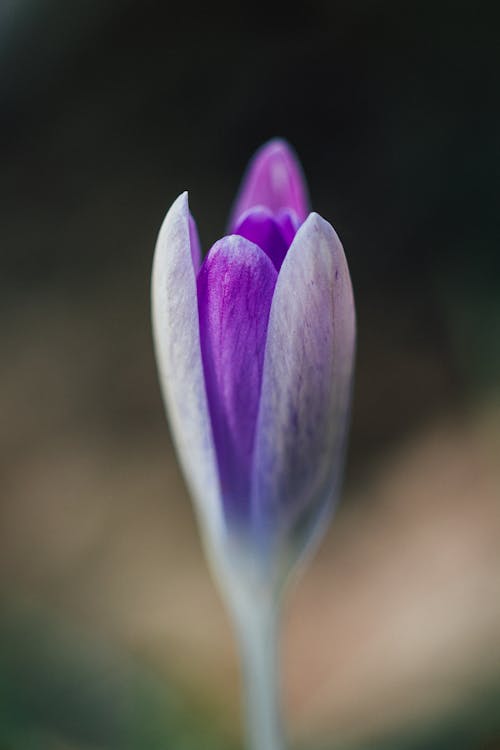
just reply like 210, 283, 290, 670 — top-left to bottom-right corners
233, 206, 290, 270
197, 236, 278, 522
228, 139, 309, 230
189, 213, 202, 273
251, 213, 356, 549
151, 192, 222, 539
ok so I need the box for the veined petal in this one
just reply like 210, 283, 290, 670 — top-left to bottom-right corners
252, 213, 356, 549
151, 192, 222, 539
197, 236, 278, 523
229, 139, 309, 230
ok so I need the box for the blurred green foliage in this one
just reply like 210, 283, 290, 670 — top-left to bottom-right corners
0, 609, 233, 750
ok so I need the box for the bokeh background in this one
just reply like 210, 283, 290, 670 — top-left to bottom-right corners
1, 1, 499, 748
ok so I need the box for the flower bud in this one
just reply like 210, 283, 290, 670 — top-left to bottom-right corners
152, 139, 355, 590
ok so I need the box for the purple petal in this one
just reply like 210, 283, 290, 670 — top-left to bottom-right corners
251, 213, 356, 549
275, 208, 301, 246
197, 236, 278, 522
151, 192, 223, 539
233, 206, 290, 270
228, 139, 309, 231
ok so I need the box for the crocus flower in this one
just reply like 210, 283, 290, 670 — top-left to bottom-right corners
152, 139, 355, 588
152, 139, 355, 750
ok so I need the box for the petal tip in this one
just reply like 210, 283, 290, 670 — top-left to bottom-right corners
204, 232, 278, 273
254, 137, 299, 163
175, 189, 190, 214
229, 139, 309, 229
153, 191, 188, 298
157, 191, 189, 237
298, 211, 344, 251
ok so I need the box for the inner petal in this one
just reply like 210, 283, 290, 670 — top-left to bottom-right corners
275, 207, 301, 247
197, 235, 278, 522
233, 206, 295, 271
228, 139, 309, 229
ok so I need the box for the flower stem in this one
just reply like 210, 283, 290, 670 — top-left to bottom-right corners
235, 595, 285, 750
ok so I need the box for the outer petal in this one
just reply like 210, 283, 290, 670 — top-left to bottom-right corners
251, 213, 356, 551
228, 139, 309, 230
151, 192, 222, 539
197, 236, 278, 523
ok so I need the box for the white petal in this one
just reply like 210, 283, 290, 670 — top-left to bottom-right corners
151, 192, 222, 540
252, 212, 356, 548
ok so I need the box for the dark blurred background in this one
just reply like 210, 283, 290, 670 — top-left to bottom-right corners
1, 1, 499, 748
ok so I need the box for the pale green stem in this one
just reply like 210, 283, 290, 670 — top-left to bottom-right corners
234, 595, 285, 750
